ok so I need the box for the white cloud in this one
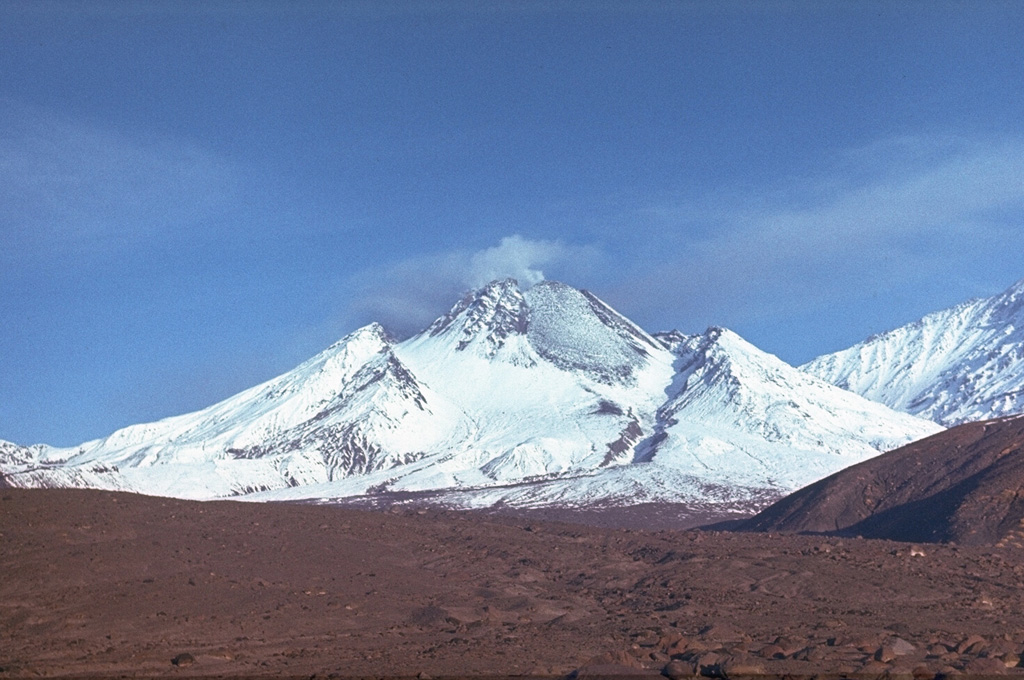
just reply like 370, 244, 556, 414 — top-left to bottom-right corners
465, 235, 567, 288
347, 235, 598, 337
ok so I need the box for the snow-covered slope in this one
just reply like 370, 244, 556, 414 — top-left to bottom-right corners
1, 324, 464, 498
803, 278, 1024, 426
256, 320, 939, 510
634, 328, 940, 493
2, 279, 941, 510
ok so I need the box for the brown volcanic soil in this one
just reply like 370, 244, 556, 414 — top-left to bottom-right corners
738, 415, 1024, 546
3, 489, 1024, 679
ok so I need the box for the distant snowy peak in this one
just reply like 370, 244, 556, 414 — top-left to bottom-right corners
656, 326, 806, 398
0, 322, 415, 498
803, 277, 1024, 426
0, 440, 42, 470
987, 276, 1024, 323
97, 321, 397, 457
673, 326, 765, 365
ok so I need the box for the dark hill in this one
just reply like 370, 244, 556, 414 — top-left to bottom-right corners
737, 415, 1024, 546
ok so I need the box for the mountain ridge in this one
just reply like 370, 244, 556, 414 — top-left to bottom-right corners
803, 277, 1024, 426
2, 279, 941, 512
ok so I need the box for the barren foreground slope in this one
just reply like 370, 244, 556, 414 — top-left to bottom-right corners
2, 489, 1024, 678
739, 415, 1024, 545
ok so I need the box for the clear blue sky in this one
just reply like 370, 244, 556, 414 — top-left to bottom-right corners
2, 1, 1023, 447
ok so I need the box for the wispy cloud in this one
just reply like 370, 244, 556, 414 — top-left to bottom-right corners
340, 135, 1024, 348
0, 101, 238, 264
347, 235, 599, 337
612, 134, 1024, 338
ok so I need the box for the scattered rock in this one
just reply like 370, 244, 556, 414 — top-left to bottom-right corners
659, 634, 687, 650
409, 605, 450, 627
792, 645, 826, 662
910, 664, 934, 679
860, 659, 893, 673
770, 635, 805, 656
699, 623, 745, 643
693, 650, 724, 675
962, 656, 1008, 675
831, 661, 861, 675
649, 651, 670, 663
571, 663, 661, 678
8, 488, 1024, 679
956, 634, 988, 655
585, 650, 642, 668
170, 653, 194, 667
662, 658, 697, 679
849, 633, 884, 651
756, 644, 786, 660
875, 636, 916, 662
987, 638, 1020, 656
718, 653, 765, 677
881, 664, 916, 680
892, 637, 917, 655
670, 638, 708, 657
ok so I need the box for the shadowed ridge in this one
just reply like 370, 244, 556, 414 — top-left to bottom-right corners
735, 415, 1024, 545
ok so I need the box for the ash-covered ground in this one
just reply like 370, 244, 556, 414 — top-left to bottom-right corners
2, 488, 1023, 679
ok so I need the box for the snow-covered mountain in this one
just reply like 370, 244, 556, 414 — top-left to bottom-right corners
803, 277, 1024, 426
1, 324, 461, 498
1, 279, 940, 510
640, 327, 940, 490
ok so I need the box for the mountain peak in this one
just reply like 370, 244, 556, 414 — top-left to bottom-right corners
2, 276, 946, 513
1005, 276, 1024, 295
989, 276, 1024, 322
655, 327, 752, 359
421, 278, 529, 357
673, 327, 761, 363
702, 325, 735, 344
310, 322, 394, 372
330, 321, 390, 347
653, 330, 689, 353
804, 277, 1024, 425
522, 281, 668, 384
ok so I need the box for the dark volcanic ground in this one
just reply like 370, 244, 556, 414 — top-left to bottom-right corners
3, 489, 1024, 679
739, 415, 1024, 546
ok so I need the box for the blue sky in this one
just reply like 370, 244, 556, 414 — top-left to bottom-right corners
2, 1, 1023, 447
